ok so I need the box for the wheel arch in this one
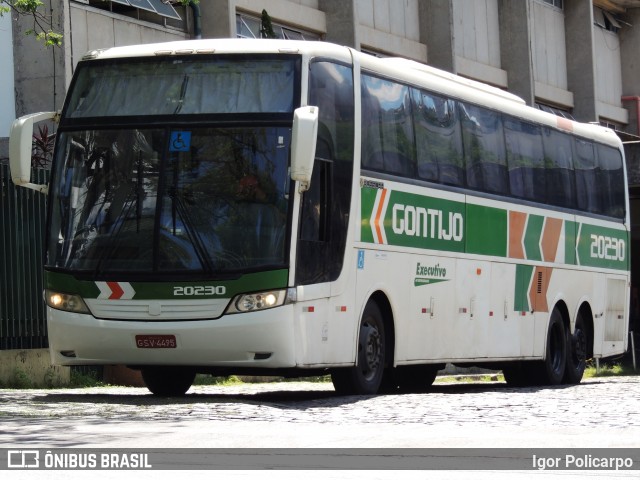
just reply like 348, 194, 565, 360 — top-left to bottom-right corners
552, 300, 571, 334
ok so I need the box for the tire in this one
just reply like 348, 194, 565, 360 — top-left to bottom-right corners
388, 365, 440, 393
534, 309, 568, 385
502, 362, 531, 387
331, 301, 386, 395
563, 313, 587, 384
141, 367, 196, 396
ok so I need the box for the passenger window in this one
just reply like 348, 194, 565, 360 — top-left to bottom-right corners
308, 61, 354, 162
596, 145, 625, 218
412, 89, 464, 186
504, 118, 544, 201
361, 75, 415, 177
542, 128, 576, 208
460, 103, 508, 194
574, 139, 600, 214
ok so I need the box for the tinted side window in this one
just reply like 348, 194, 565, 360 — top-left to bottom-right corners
299, 61, 355, 285
309, 61, 354, 162
504, 118, 545, 201
361, 75, 415, 177
574, 139, 599, 213
542, 127, 576, 208
596, 144, 625, 218
412, 89, 464, 186
460, 103, 507, 194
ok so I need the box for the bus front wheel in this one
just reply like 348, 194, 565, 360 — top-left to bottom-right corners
141, 367, 196, 396
331, 301, 386, 395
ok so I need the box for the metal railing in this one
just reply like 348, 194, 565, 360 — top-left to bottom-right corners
0, 163, 49, 350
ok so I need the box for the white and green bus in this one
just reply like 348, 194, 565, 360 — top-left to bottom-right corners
10, 39, 629, 396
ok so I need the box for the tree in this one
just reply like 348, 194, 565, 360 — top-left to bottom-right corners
260, 9, 277, 39
0, 0, 199, 47
0, 0, 62, 46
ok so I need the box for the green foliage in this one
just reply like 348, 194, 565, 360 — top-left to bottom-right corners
260, 9, 277, 39
32, 123, 55, 168
584, 362, 638, 378
11, 368, 33, 389
69, 369, 106, 388
1, 0, 62, 46
193, 375, 243, 386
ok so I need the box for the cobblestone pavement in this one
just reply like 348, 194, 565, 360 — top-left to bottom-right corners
1, 375, 639, 480
1, 376, 639, 431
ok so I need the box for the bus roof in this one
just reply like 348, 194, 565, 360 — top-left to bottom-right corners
81, 38, 622, 149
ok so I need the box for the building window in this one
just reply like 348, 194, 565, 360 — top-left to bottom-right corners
82, 0, 185, 29
236, 12, 321, 40
541, 0, 563, 9
536, 103, 575, 120
594, 7, 622, 33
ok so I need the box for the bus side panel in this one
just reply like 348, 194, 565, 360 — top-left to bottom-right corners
489, 262, 531, 358
405, 254, 458, 361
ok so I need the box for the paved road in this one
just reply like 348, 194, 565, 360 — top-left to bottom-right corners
1, 376, 639, 448
1, 376, 639, 480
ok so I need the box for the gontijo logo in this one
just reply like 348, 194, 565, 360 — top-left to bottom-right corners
365, 187, 465, 252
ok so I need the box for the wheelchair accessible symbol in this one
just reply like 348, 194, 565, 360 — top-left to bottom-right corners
169, 131, 191, 152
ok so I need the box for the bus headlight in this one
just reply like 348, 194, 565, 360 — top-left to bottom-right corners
226, 289, 293, 314
45, 290, 90, 314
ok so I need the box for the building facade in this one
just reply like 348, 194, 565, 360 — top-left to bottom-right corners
2, 0, 640, 144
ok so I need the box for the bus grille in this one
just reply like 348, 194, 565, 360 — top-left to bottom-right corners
84, 299, 230, 321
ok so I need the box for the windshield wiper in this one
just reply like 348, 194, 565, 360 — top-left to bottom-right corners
170, 190, 215, 274
93, 184, 137, 278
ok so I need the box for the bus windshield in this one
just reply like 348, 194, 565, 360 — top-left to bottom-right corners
47, 55, 300, 278
65, 56, 296, 117
48, 127, 291, 276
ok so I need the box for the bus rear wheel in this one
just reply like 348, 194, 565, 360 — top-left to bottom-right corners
331, 301, 386, 395
564, 314, 587, 384
141, 367, 196, 396
535, 309, 567, 385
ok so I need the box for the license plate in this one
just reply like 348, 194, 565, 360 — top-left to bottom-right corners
135, 335, 177, 349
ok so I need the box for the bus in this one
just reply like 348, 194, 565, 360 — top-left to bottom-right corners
9, 39, 630, 396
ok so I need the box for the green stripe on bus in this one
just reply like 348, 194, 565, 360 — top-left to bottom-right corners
564, 220, 577, 265
465, 204, 507, 257
360, 186, 378, 244
514, 264, 534, 312
523, 214, 544, 261
45, 269, 289, 300
359, 185, 629, 272
576, 224, 628, 271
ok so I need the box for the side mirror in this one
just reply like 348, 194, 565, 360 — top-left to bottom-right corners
9, 111, 58, 194
291, 106, 318, 192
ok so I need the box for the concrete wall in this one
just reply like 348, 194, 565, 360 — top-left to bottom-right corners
531, 0, 574, 109
451, 0, 506, 87
0, 349, 69, 387
0, 13, 15, 139
593, 24, 627, 124
620, 8, 640, 137
357, 0, 425, 60
69, 3, 188, 72
12, 0, 66, 117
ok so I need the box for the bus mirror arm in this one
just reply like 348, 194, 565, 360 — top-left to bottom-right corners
9, 111, 59, 194
291, 106, 319, 193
